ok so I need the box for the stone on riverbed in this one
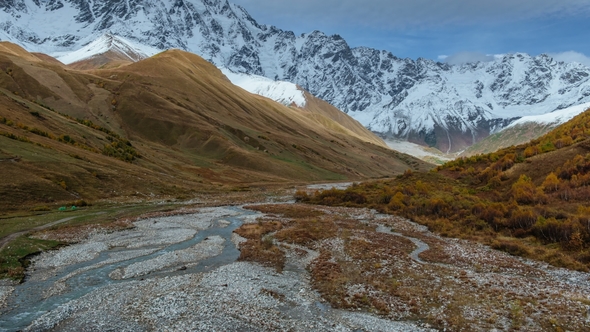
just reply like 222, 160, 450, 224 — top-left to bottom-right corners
112, 236, 226, 280
0, 286, 14, 310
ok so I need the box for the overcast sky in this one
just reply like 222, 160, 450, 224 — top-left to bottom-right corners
231, 0, 590, 65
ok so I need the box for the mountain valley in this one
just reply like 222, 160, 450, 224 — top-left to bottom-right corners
0, 41, 427, 213
0, 1, 590, 331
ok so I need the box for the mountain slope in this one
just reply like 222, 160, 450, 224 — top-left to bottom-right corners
54, 36, 386, 148
3, 0, 590, 152
0, 42, 429, 212
462, 102, 590, 156
220, 68, 387, 148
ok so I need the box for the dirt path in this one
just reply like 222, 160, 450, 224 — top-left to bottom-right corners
0, 216, 80, 251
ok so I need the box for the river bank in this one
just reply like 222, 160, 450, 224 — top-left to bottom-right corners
1, 191, 589, 331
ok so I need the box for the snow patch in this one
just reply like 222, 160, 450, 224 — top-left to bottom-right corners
220, 68, 306, 107
385, 139, 454, 161
506, 102, 590, 129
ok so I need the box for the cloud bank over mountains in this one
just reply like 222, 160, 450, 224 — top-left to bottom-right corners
438, 50, 590, 66
549, 51, 590, 67
231, 0, 590, 61
232, 0, 590, 29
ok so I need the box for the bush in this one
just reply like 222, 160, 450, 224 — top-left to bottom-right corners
70, 199, 89, 207
491, 240, 530, 256
294, 190, 309, 202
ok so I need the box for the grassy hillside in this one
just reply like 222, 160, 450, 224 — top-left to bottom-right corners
299, 109, 590, 271
66, 50, 135, 70
0, 42, 431, 213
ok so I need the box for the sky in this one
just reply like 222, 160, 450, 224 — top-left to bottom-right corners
231, 0, 590, 65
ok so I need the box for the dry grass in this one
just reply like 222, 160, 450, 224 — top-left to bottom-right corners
234, 220, 283, 240
32, 219, 133, 243
235, 219, 285, 272
274, 217, 338, 246
238, 237, 285, 272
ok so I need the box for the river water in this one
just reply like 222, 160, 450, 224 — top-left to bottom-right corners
0, 206, 259, 332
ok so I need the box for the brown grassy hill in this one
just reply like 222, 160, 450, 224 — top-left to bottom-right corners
67, 50, 135, 70
67, 48, 386, 149
0, 43, 431, 213
299, 109, 590, 271
297, 90, 387, 148
0, 43, 45, 63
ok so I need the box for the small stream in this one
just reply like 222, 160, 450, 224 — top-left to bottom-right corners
375, 224, 430, 264
0, 206, 258, 332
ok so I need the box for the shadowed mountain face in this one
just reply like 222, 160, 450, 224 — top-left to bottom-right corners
3, 0, 590, 152
0, 42, 430, 211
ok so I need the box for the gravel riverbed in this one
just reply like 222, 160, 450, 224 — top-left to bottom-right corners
24, 262, 431, 332
7, 200, 587, 331
0, 286, 13, 311
1, 205, 431, 331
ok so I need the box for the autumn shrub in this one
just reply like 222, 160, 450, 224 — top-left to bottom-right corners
511, 175, 547, 205
532, 217, 579, 244
507, 207, 537, 229
293, 190, 309, 202
387, 192, 406, 211
542, 172, 560, 192
491, 240, 530, 256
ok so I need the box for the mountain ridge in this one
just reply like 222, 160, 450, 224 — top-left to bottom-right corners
2, 0, 590, 152
0, 41, 429, 211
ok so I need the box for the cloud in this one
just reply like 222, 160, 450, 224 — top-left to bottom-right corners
442, 52, 495, 65
549, 51, 590, 67
232, 0, 590, 30
440, 51, 590, 66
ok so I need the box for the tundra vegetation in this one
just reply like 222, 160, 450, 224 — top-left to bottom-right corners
298, 110, 590, 271
239, 203, 589, 331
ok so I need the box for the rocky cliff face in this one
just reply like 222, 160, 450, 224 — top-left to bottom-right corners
2, 0, 590, 152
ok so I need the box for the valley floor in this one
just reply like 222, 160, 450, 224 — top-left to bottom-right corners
0, 187, 589, 331
384, 140, 454, 165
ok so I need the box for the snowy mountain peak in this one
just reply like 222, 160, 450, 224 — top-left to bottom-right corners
52, 34, 161, 65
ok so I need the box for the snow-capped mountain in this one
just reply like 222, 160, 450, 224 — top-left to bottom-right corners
2, 0, 590, 152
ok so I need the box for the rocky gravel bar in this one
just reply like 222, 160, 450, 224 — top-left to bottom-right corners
0, 205, 431, 332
